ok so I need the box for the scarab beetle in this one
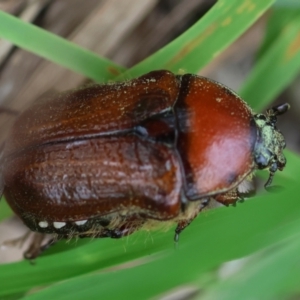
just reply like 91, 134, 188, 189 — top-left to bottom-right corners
0, 70, 289, 259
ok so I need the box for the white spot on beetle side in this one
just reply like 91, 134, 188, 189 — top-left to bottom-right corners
38, 221, 48, 228
53, 222, 66, 229
165, 160, 171, 171
75, 220, 88, 226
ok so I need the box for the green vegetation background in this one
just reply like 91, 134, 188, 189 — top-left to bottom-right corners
0, 0, 300, 299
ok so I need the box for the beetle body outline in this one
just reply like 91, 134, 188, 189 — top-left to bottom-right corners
0, 70, 288, 258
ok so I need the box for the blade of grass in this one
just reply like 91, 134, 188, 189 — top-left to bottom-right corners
257, 9, 300, 58
0, 198, 12, 221
0, 11, 125, 82
0, 1, 298, 299
201, 229, 300, 300
0, 168, 298, 297
19, 183, 300, 300
239, 8, 300, 111
0, 1, 275, 82
275, 0, 300, 8
282, 150, 300, 179
120, 0, 275, 79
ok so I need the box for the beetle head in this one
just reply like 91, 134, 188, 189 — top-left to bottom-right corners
253, 103, 290, 188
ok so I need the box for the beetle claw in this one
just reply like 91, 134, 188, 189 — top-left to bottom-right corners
174, 232, 180, 243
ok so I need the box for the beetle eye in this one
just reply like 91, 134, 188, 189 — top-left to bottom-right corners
255, 149, 272, 169
269, 162, 278, 173
256, 156, 268, 169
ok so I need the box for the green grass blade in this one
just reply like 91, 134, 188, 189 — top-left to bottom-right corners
0, 147, 298, 298
0, 11, 125, 82
257, 9, 300, 59
120, 0, 275, 79
0, 1, 299, 299
283, 150, 300, 179
201, 228, 300, 300
18, 183, 300, 300
0, 198, 12, 222
275, 0, 300, 8
239, 8, 300, 111
0, 0, 275, 82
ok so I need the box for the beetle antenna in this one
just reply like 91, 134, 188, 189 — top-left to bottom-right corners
267, 103, 290, 117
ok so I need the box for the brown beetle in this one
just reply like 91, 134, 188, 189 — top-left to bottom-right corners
0, 70, 288, 259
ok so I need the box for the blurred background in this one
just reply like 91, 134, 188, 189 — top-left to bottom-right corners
0, 0, 299, 298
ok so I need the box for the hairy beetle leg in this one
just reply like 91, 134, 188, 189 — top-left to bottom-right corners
2, 230, 55, 261
2, 230, 32, 249
23, 233, 56, 260
174, 199, 210, 242
213, 188, 241, 206
76, 217, 145, 239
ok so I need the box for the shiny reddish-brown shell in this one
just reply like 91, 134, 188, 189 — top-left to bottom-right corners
175, 74, 256, 199
1, 70, 256, 231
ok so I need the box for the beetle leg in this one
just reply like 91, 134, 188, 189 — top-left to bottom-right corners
213, 188, 240, 206
174, 219, 193, 242
2, 230, 32, 248
94, 228, 129, 239
2, 230, 55, 260
78, 228, 127, 239
213, 188, 245, 206
174, 199, 209, 242
214, 178, 253, 206
23, 233, 56, 260
100, 219, 146, 239
78, 217, 145, 239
